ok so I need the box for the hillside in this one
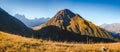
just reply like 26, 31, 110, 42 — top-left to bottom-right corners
0, 31, 120, 52
0, 8, 33, 36
34, 9, 115, 42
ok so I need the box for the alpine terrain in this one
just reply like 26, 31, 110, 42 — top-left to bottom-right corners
34, 9, 116, 43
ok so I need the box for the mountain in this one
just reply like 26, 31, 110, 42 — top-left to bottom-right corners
0, 8, 33, 37
100, 23, 120, 39
14, 14, 49, 28
100, 23, 120, 33
34, 9, 116, 43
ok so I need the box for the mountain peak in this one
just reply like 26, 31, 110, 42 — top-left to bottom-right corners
54, 9, 75, 20
60, 9, 71, 13
58, 9, 75, 15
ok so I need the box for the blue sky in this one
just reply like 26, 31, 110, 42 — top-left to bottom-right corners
0, 0, 120, 25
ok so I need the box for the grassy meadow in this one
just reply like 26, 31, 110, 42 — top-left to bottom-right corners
0, 31, 120, 52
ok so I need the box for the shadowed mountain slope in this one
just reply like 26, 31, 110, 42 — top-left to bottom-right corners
0, 8, 33, 36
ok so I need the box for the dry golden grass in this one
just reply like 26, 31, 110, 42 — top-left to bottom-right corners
0, 31, 120, 52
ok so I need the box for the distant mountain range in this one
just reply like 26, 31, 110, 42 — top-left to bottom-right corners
34, 9, 116, 42
14, 14, 49, 28
100, 23, 120, 39
100, 23, 120, 33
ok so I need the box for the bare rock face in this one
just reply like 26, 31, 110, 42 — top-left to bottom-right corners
0, 8, 33, 37
34, 9, 116, 42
